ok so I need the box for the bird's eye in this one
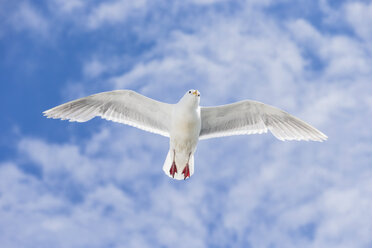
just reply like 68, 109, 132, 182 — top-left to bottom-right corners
198, 94, 200, 97
188, 91, 191, 94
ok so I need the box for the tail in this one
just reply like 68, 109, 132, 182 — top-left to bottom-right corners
162, 151, 195, 180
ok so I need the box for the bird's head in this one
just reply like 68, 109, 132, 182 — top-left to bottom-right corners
180, 89, 200, 108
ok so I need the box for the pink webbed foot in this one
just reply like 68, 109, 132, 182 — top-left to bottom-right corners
182, 164, 190, 180
170, 161, 177, 178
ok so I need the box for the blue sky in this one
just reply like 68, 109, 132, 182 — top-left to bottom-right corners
1, 0, 372, 247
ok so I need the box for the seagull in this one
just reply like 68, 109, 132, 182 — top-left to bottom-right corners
43, 89, 327, 180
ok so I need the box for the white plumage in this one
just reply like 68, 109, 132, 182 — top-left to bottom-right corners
43, 89, 327, 180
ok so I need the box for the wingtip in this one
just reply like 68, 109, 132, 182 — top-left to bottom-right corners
313, 135, 328, 142
42, 109, 52, 117
318, 132, 328, 142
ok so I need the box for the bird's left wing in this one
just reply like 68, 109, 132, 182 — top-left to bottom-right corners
43, 90, 173, 137
199, 100, 327, 141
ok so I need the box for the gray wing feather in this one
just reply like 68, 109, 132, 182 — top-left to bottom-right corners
199, 100, 327, 141
43, 90, 173, 137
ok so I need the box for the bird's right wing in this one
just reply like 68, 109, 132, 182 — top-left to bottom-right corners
43, 90, 173, 137
199, 100, 327, 141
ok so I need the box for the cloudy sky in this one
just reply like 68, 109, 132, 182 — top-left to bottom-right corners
1, 0, 372, 247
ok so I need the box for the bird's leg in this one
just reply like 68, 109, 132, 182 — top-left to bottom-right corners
169, 150, 177, 178
182, 153, 191, 180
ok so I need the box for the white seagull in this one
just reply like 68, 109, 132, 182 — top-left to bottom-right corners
43, 89, 327, 180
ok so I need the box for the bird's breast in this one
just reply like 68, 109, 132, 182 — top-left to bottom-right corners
171, 109, 200, 136
170, 108, 201, 152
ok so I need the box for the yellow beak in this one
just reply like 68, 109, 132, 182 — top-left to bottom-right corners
193, 90, 198, 96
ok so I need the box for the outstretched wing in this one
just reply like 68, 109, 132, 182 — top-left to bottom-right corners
43, 90, 173, 137
199, 100, 327, 141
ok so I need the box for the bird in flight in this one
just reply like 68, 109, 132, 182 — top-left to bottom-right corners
43, 89, 327, 180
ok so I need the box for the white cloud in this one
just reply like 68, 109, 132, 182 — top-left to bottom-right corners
319, 0, 342, 25
52, 0, 84, 13
288, 18, 371, 79
188, 0, 230, 5
83, 58, 107, 78
321, 36, 370, 78
11, 3, 49, 34
287, 19, 323, 48
344, 1, 372, 42
87, 0, 147, 29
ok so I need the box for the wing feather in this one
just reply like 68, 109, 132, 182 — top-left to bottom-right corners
200, 100, 327, 142
43, 90, 173, 137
